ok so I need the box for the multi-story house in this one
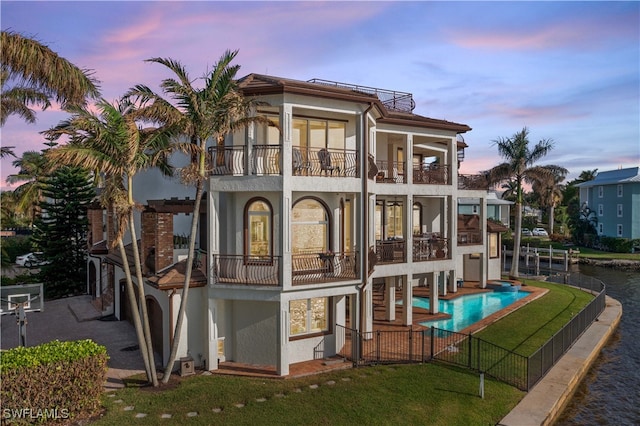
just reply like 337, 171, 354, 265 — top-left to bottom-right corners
576, 166, 640, 239
86, 74, 496, 376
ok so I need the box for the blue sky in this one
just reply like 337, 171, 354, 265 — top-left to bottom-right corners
2, 1, 639, 190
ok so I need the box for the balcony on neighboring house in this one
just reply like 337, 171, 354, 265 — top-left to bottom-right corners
208, 146, 359, 178
458, 214, 483, 246
292, 251, 358, 285
375, 239, 406, 264
458, 173, 490, 190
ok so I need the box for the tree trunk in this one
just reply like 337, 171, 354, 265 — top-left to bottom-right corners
161, 178, 204, 383
129, 211, 158, 386
510, 201, 522, 279
117, 239, 153, 383
548, 205, 555, 236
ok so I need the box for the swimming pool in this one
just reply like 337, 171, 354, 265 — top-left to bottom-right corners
414, 291, 529, 332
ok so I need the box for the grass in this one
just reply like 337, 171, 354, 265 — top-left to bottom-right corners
93, 281, 593, 425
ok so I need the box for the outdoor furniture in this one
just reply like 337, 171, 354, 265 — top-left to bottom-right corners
293, 148, 309, 175
318, 148, 339, 175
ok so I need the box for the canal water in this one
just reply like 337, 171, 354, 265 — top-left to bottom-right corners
556, 264, 640, 425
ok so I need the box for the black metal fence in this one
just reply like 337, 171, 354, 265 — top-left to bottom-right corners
337, 273, 606, 391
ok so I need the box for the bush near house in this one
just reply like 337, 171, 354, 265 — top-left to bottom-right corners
596, 236, 639, 254
1, 340, 108, 424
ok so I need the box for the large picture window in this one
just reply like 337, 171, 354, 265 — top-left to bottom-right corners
245, 198, 272, 257
289, 297, 329, 337
489, 233, 499, 258
292, 198, 330, 254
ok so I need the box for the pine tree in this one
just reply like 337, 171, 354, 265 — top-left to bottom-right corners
32, 166, 94, 298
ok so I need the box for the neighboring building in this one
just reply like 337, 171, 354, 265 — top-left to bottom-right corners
576, 167, 640, 239
86, 74, 497, 376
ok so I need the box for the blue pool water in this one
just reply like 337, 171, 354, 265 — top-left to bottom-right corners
414, 291, 529, 332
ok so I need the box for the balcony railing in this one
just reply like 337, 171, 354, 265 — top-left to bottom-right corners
207, 145, 359, 178
458, 231, 483, 245
458, 174, 490, 190
213, 255, 281, 286
413, 164, 450, 185
375, 161, 406, 184
375, 239, 406, 264
292, 251, 358, 285
412, 236, 450, 262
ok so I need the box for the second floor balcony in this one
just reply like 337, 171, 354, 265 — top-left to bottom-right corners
208, 145, 359, 178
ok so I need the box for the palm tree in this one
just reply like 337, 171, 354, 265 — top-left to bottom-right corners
486, 127, 561, 278
126, 50, 271, 383
1, 146, 16, 158
1, 30, 100, 127
532, 165, 568, 234
6, 151, 47, 226
45, 98, 178, 386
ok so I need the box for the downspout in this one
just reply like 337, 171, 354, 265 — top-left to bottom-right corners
358, 103, 374, 342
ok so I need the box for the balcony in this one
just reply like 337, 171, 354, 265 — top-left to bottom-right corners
292, 251, 358, 285
207, 146, 359, 178
375, 160, 406, 184
412, 235, 450, 262
213, 255, 281, 286
413, 164, 450, 185
458, 174, 490, 190
375, 239, 406, 264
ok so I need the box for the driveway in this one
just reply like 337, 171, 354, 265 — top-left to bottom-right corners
0, 294, 146, 390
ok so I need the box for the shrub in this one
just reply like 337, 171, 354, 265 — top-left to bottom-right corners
1, 340, 108, 424
598, 237, 637, 253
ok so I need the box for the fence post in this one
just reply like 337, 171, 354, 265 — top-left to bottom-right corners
408, 326, 413, 362
430, 327, 435, 360
468, 333, 473, 369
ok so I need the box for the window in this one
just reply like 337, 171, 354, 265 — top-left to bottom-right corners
412, 203, 422, 235
292, 198, 330, 254
598, 204, 603, 216
598, 186, 603, 198
257, 114, 280, 145
617, 184, 623, 197
375, 199, 404, 240
489, 233, 499, 258
293, 118, 346, 150
472, 205, 479, 214
289, 297, 329, 337
617, 224, 623, 237
617, 204, 623, 217
245, 198, 272, 257
598, 223, 603, 235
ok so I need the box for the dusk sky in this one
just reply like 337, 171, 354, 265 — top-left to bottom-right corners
2, 1, 639, 190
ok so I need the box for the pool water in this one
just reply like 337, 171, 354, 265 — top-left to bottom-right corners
414, 291, 529, 332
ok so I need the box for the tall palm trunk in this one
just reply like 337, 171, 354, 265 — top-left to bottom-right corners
129, 209, 159, 386
117, 239, 153, 381
510, 201, 523, 279
162, 177, 204, 383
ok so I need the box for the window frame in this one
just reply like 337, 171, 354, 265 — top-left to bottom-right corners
291, 197, 332, 254
617, 184, 623, 197
617, 204, 623, 218
598, 204, 603, 216
244, 197, 274, 262
598, 186, 603, 198
617, 224, 623, 237
289, 297, 332, 339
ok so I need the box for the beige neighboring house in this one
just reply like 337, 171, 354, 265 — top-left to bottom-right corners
85, 74, 497, 375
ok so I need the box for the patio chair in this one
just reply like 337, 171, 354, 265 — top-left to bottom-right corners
318, 148, 339, 175
292, 148, 309, 175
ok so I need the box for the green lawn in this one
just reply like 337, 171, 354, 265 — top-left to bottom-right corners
93, 281, 593, 426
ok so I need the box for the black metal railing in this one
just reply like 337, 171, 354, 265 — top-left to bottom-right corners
213, 255, 281, 286
336, 273, 606, 391
292, 147, 359, 177
374, 160, 406, 183
208, 146, 245, 175
457, 231, 483, 245
292, 251, 358, 285
375, 239, 407, 264
413, 164, 450, 185
251, 144, 281, 175
412, 237, 450, 262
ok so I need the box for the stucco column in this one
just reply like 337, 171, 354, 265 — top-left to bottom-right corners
277, 300, 289, 376
385, 277, 395, 321
429, 272, 439, 315
402, 276, 413, 326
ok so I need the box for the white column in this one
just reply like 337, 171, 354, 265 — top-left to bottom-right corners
385, 277, 395, 321
402, 276, 413, 326
277, 301, 289, 376
429, 272, 439, 314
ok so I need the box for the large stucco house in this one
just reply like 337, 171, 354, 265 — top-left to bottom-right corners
85, 75, 504, 375
576, 166, 640, 240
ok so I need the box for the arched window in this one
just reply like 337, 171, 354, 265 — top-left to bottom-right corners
292, 197, 330, 254
245, 198, 272, 257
